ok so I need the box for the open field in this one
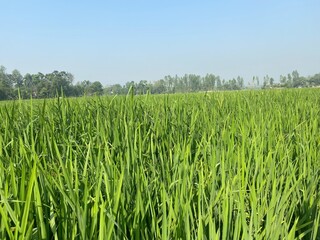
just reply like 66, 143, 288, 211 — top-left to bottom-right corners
0, 89, 319, 239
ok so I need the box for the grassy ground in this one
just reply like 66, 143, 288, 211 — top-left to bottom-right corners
0, 89, 319, 239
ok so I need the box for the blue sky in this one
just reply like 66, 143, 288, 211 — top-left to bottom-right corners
1, 0, 319, 85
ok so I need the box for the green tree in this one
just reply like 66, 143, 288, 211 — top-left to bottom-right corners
237, 76, 244, 89
216, 78, 222, 90
202, 74, 216, 91
105, 84, 123, 95
287, 73, 293, 87
308, 73, 320, 86
280, 75, 287, 86
291, 70, 303, 87
263, 75, 270, 88
88, 81, 104, 95
10, 69, 23, 87
270, 77, 274, 86
0, 66, 13, 100
46, 71, 74, 96
152, 79, 166, 94
164, 75, 174, 93
136, 80, 148, 94
124, 81, 135, 94
189, 74, 201, 92
31, 72, 48, 97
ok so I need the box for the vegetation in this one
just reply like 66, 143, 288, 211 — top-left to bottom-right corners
106, 71, 320, 94
0, 88, 319, 239
1, 65, 320, 100
0, 66, 104, 100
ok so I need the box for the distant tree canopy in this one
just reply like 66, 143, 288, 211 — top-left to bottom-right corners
105, 71, 320, 95
0, 65, 320, 100
0, 66, 105, 100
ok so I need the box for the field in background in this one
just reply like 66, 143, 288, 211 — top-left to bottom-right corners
0, 89, 319, 239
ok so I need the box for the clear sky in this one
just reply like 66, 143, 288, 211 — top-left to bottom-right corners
1, 0, 319, 85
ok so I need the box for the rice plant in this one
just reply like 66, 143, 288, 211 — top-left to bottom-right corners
0, 89, 319, 239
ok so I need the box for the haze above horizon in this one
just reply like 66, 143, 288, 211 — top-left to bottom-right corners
1, 0, 319, 86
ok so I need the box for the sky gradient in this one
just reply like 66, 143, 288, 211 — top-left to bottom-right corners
1, 0, 319, 85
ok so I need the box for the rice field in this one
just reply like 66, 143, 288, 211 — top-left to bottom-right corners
0, 89, 319, 239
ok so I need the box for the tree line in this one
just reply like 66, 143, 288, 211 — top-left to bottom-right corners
105, 74, 244, 95
105, 71, 320, 94
1, 65, 320, 100
0, 66, 104, 100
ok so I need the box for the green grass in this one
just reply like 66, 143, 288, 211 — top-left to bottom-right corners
0, 89, 319, 239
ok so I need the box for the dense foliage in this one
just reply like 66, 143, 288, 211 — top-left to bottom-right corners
0, 89, 319, 239
0, 66, 104, 100
1, 65, 320, 100
105, 71, 320, 94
